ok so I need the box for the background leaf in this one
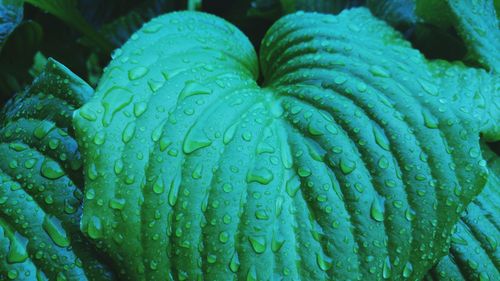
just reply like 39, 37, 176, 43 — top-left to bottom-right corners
0, 0, 23, 51
416, 0, 500, 72
0, 58, 115, 281
366, 0, 417, 31
24, 0, 113, 53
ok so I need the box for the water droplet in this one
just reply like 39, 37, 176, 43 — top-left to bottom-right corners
93, 131, 106, 145
422, 111, 438, 129
402, 262, 413, 278
370, 198, 384, 222
246, 167, 274, 185
219, 231, 229, 243
246, 265, 257, 281
24, 158, 37, 169
79, 106, 97, 121
6, 233, 28, 264
373, 127, 389, 150
192, 164, 203, 179
334, 75, 347, 85
308, 122, 324, 136
143, 23, 162, 33
183, 133, 212, 154
340, 158, 356, 175
418, 79, 438, 96
179, 81, 212, 101
134, 102, 148, 117
48, 138, 60, 150
41, 159, 64, 180
286, 175, 301, 197
382, 257, 392, 279
229, 252, 240, 272
357, 82, 367, 92
370, 65, 391, 78
222, 183, 233, 193
153, 177, 164, 194
168, 176, 181, 206
128, 66, 149, 80
148, 79, 165, 93
114, 159, 124, 175
242, 132, 252, 141
378, 156, 389, 169
101, 87, 133, 126
34, 123, 54, 139
316, 252, 333, 271
43, 216, 70, 247
248, 236, 266, 253
87, 216, 103, 239
223, 123, 238, 144
256, 142, 275, 154
122, 122, 136, 143
109, 198, 126, 210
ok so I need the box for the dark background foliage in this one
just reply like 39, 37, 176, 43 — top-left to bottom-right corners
0, 0, 496, 152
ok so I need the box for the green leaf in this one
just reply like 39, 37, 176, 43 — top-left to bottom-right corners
74, 8, 494, 280
0, 0, 23, 51
416, 0, 500, 72
25, 0, 113, 53
0, 58, 115, 280
425, 143, 500, 281
366, 0, 417, 30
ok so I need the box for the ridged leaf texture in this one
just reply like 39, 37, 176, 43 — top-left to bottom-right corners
425, 144, 499, 281
0, 59, 114, 280
74, 8, 498, 281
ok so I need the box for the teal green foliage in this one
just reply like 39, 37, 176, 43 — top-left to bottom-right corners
0, 1, 498, 280
74, 8, 497, 281
0, 59, 114, 280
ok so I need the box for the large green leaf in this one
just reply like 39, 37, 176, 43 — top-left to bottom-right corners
416, 0, 500, 72
0, 59, 115, 280
74, 8, 497, 280
425, 144, 499, 281
0, 0, 23, 51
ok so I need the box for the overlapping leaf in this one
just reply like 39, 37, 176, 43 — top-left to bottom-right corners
74, 8, 498, 281
416, 0, 500, 72
0, 59, 114, 280
425, 144, 499, 281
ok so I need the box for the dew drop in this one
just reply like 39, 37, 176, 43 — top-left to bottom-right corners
248, 236, 266, 253
246, 167, 274, 185
370, 198, 384, 222
41, 159, 64, 180
128, 66, 149, 80
339, 158, 356, 175
179, 81, 212, 101
43, 216, 70, 247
